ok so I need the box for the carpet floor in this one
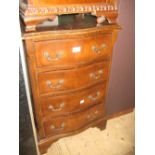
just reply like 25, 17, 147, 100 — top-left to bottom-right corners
44, 111, 135, 155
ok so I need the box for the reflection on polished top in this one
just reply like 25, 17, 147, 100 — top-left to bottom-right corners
37, 14, 109, 31
22, 14, 118, 37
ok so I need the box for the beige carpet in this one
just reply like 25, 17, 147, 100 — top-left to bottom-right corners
44, 112, 135, 155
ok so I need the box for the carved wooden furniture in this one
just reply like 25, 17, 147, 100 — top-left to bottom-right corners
20, 0, 119, 31
20, 0, 120, 154
22, 14, 120, 154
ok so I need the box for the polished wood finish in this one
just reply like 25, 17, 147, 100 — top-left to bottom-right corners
36, 0, 107, 5
41, 83, 106, 117
20, 0, 119, 31
22, 14, 120, 154
34, 34, 111, 68
44, 103, 105, 137
38, 62, 109, 95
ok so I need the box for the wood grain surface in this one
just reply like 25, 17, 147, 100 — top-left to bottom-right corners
23, 14, 120, 153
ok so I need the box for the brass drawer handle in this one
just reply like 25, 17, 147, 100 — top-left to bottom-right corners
46, 79, 64, 89
92, 46, 99, 53
43, 51, 62, 61
88, 91, 100, 101
87, 110, 99, 119
92, 44, 106, 53
89, 69, 104, 80
50, 122, 65, 130
48, 102, 65, 112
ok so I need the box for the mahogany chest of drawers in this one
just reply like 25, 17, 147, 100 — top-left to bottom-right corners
22, 15, 120, 154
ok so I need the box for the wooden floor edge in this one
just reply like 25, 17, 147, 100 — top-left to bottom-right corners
106, 107, 135, 120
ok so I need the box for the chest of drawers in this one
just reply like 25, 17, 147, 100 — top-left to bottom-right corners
22, 14, 120, 154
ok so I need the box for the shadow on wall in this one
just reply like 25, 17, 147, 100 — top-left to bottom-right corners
106, 0, 135, 116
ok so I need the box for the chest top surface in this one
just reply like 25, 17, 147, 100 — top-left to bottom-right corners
22, 14, 120, 40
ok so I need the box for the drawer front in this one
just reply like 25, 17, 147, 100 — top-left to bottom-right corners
38, 61, 109, 95
41, 83, 106, 117
34, 34, 112, 69
43, 103, 105, 137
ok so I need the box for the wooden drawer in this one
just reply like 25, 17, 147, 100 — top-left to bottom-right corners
43, 103, 105, 137
34, 34, 112, 69
41, 83, 106, 117
38, 61, 109, 95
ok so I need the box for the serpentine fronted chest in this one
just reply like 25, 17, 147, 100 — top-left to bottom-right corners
22, 15, 120, 154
